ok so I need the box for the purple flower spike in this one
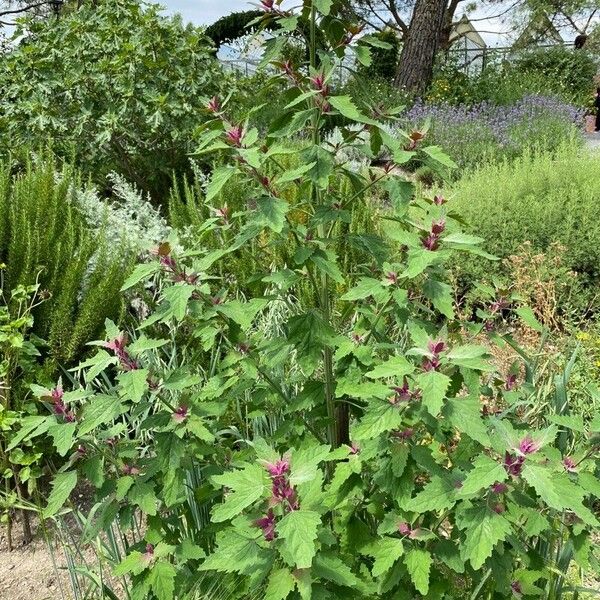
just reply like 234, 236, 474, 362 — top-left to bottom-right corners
518, 435, 539, 455
398, 522, 412, 536
511, 581, 522, 597
503, 452, 525, 477
491, 482, 508, 494
255, 509, 277, 541
563, 456, 577, 472
265, 459, 289, 478
173, 405, 189, 423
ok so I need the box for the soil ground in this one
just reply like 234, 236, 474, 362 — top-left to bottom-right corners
0, 514, 74, 600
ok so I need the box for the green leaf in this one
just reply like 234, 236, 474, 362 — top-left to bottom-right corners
314, 0, 333, 15
79, 395, 122, 436
522, 464, 598, 525
354, 44, 372, 67
116, 476, 134, 500
456, 505, 512, 569
313, 553, 360, 587
256, 196, 290, 233
443, 233, 484, 245
162, 284, 196, 321
44, 471, 77, 518
206, 166, 236, 202
148, 560, 176, 600
117, 368, 149, 403
340, 277, 386, 301
404, 476, 456, 513
444, 397, 490, 446
416, 371, 450, 416
328, 95, 379, 126
421, 145, 457, 169
547, 414, 585, 432
276, 509, 321, 568
113, 551, 148, 577
199, 529, 267, 574
362, 536, 404, 577
515, 306, 544, 332
352, 401, 403, 440
310, 250, 344, 284
290, 444, 330, 486
275, 162, 316, 184
121, 262, 160, 291
48, 422, 76, 457
423, 278, 454, 318
365, 355, 414, 380
265, 568, 296, 600
7, 416, 51, 452
211, 464, 268, 522
129, 481, 158, 516
458, 455, 507, 497
401, 248, 439, 278
217, 298, 268, 331
404, 548, 432, 595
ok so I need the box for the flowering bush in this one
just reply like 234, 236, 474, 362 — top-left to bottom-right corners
10, 2, 600, 599
398, 95, 584, 171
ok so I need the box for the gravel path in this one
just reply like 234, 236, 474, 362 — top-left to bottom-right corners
585, 131, 600, 150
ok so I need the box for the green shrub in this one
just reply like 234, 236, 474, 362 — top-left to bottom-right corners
0, 157, 129, 370
0, 0, 222, 200
450, 144, 600, 318
17, 5, 600, 598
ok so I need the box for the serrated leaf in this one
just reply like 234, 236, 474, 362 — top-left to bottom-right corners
113, 551, 148, 577
206, 166, 235, 202
404, 476, 456, 513
149, 560, 176, 600
79, 395, 122, 436
117, 368, 149, 403
523, 464, 598, 525
340, 277, 387, 301
256, 196, 290, 233
313, 553, 360, 587
277, 509, 321, 568
515, 306, 544, 332
456, 505, 512, 569
310, 250, 344, 284
199, 529, 267, 574
421, 145, 457, 169
265, 568, 296, 600
121, 262, 160, 291
404, 548, 432, 595
352, 401, 403, 440
416, 371, 450, 416
129, 481, 158, 516
444, 397, 490, 446
328, 95, 379, 126
459, 454, 507, 497
362, 536, 404, 577
162, 284, 196, 321
48, 422, 76, 457
423, 278, 454, 318
290, 444, 330, 486
44, 471, 77, 518
211, 464, 268, 522
365, 355, 414, 380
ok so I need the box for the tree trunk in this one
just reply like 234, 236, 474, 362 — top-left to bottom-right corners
394, 0, 447, 94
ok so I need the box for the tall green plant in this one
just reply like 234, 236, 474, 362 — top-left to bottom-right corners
0, 158, 129, 370
16, 2, 600, 599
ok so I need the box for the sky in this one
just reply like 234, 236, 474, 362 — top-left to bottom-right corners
162, 0, 253, 25
160, 0, 520, 47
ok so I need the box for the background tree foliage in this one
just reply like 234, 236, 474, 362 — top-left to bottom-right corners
0, 0, 222, 200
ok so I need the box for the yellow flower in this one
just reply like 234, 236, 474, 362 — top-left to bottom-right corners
576, 332, 590, 341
